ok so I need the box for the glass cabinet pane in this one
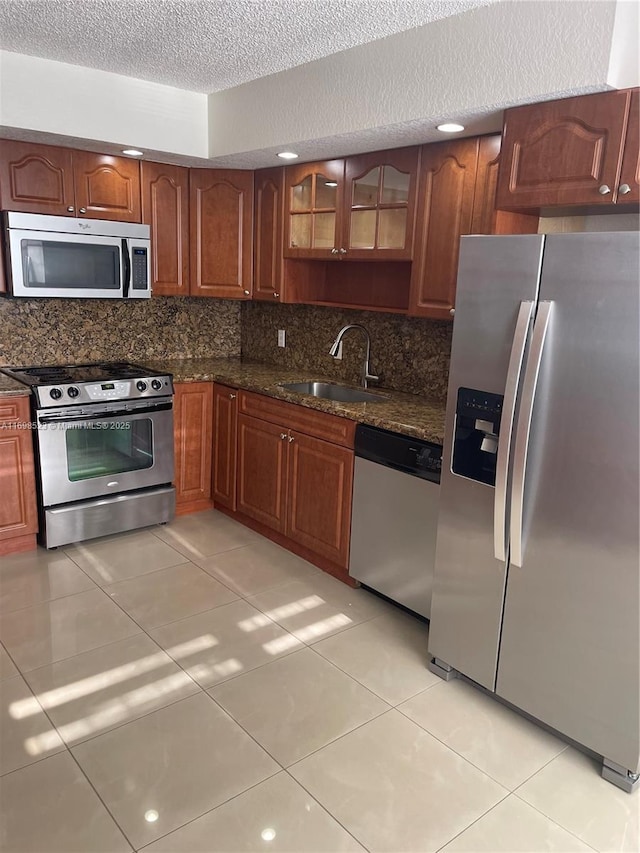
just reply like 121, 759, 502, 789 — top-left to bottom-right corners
291, 176, 313, 211
352, 167, 380, 207
381, 167, 410, 204
313, 212, 336, 248
315, 175, 338, 210
350, 210, 377, 249
290, 214, 312, 248
378, 208, 407, 249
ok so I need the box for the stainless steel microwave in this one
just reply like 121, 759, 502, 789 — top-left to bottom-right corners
2, 211, 151, 298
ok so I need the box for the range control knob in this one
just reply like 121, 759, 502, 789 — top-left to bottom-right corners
151, 379, 162, 391
50, 388, 63, 400
136, 380, 147, 392
67, 386, 80, 398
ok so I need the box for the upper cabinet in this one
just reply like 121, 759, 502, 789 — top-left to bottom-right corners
254, 167, 285, 301
283, 148, 419, 260
496, 89, 640, 210
190, 169, 254, 299
0, 141, 141, 221
141, 161, 190, 296
409, 135, 538, 320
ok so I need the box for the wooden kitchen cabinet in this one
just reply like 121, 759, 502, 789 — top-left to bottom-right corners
0, 396, 38, 555
0, 141, 142, 221
253, 167, 285, 301
234, 390, 355, 578
619, 89, 640, 204
409, 135, 539, 320
173, 382, 214, 514
496, 88, 640, 210
190, 169, 254, 299
212, 384, 238, 511
284, 149, 419, 261
141, 161, 190, 296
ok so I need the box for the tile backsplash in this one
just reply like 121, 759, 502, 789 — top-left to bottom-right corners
0, 297, 241, 366
242, 302, 452, 403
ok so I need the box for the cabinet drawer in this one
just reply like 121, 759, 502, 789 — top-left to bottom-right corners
0, 397, 31, 426
238, 391, 355, 448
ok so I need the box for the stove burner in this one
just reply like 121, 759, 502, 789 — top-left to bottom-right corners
1, 361, 164, 386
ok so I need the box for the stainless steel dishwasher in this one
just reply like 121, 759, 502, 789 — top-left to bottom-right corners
349, 424, 442, 619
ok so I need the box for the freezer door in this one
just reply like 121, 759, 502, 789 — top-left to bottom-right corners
497, 231, 640, 772
428, 235, 544, 690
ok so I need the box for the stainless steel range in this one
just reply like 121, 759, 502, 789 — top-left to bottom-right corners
0, 362, 176, 548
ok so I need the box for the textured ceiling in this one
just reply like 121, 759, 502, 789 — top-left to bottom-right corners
0, 0, 494, 93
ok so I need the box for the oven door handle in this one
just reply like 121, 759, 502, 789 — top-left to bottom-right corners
39, 401, 173, 423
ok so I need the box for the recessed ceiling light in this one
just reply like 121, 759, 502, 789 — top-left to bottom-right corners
277, 151, 299, 160
122, 148, 144, 156
324, 181, 338, 187
436, 123, 465, 133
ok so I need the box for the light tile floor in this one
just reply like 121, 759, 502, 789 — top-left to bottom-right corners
0, 509, 637, 852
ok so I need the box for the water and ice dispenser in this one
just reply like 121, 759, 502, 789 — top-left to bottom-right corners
452, 388, 503, 486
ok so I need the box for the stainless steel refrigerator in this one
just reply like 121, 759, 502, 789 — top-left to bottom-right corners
428, 231, 640, 792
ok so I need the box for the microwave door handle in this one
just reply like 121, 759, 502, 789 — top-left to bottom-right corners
509, 301, 553, 568
494, 300, 535, 562
122, 239, 131, 297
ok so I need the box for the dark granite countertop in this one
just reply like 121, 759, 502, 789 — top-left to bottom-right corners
144, 358, 447, 444
0, 375, 32, 398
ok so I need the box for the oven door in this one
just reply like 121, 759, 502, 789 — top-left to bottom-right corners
36, 398, 174, 506
7, 228, 128, 298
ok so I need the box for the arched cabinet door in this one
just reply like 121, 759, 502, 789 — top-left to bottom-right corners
73, 152, 141, 221
190, 169, 254, 299
284, 160, 344, 259
343, 146, 419, 260
253, 167, 284, 301
0, 140, 75, 215
496, 89, 633, 209
141, 161, 190, 296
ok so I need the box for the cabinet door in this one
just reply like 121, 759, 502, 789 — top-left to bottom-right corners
286, 432, 353, 568
190, 169, 254, 298
409, 138, 479, 320
236, 414, 287, 533
73, 152, 142, 221
618, 89, 639, 204
213, 384, 237, 511
284, 160, 344, 259
343, 147, 419, 260
254, 168, 284, 301
496, 90, 631, 209
0, 140, 75, 215
471, 136, 539, 236
0, 398, 38, 545
173, 382, 213, 511
141, 162, 189, 296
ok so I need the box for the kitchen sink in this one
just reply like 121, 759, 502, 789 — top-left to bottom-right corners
280, 381, 387, 403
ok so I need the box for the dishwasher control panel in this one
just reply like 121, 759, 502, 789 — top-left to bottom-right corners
354, 424, 442, 483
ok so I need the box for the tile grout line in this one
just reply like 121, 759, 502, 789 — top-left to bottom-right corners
510, 791, 600, 852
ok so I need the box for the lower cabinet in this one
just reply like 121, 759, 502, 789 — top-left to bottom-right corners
0, 396, 38, 555
214, 385, 355, 581
173, 382, 214, 514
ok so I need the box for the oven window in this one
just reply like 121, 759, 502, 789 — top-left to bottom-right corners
21, 240, 120, 290
65, 420, 153, 481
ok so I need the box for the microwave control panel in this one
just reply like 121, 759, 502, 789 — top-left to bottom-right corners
131, 247, 149, 290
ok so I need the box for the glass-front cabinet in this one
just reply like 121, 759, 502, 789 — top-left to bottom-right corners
283, 147, 419, 261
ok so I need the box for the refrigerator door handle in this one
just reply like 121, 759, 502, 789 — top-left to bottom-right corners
510, 300, 554, 568
494, 300, 535, 562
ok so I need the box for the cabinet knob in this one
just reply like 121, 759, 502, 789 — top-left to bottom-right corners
280, 433, 287, 440
288, 435, 295, 442
450, 308, 455, 317
598, 185, 611, 195
618, 183, 632, 195
273, 292, 280, 298
229, 393, 236, 400
330, 248, 339, 255
79, 207, 87, 213
243, 290, 250, 296
67, 206, 75, 212
339, 248, 347, 255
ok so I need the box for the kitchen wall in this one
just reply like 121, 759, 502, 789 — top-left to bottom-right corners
0, 297, 241, 366
242, 302, 452, 403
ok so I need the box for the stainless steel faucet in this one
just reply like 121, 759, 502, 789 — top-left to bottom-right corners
328, 324, 379, 389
